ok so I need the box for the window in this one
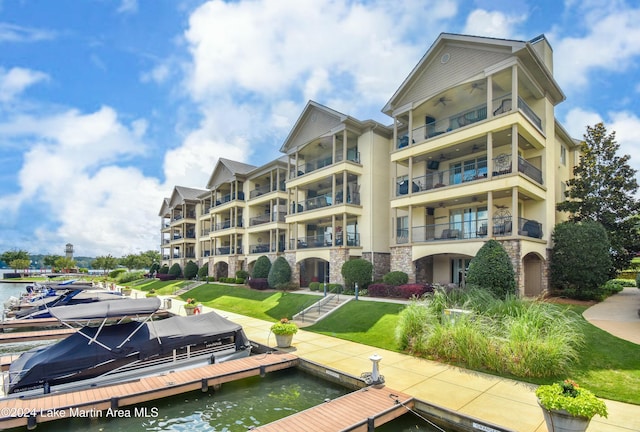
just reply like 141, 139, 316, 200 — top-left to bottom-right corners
449, 206, 488, 239
396, 216, 409, 241
450, 157, 487, 185
560, 145, 567, 166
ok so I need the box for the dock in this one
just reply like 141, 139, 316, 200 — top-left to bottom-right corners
0, 352, 299, 430
0, 328, 76, 344
253, 386, 414, 432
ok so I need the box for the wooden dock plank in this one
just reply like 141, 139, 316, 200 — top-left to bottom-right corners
0, 352, 299, 429
252, 386, 413, 432
0, 328, 76, 344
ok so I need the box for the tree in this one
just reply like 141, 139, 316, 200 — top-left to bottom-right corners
198, 263, 209, 279
184, 261, 199, 280
268, 256, 291, 288
341, 258, 373, 290
557, 122, 640, 275
43, 255, 62, 269
120, 254, 146, 270
550, 221, 611, 299
252, 255, 272, 279
1, 250, 30, 270
92, 255, 119, 274
55, 256, 76, 273
466, 239, 516, 299
9, 259, 31, 273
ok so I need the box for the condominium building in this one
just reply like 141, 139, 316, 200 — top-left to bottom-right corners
159, 33, 579, 296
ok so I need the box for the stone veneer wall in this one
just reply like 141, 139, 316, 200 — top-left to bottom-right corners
329, 248, 351, 286
284, 252, 299, 287
362, 252, 390, 281
390, 246, 416, 283
498, 239, 523, 296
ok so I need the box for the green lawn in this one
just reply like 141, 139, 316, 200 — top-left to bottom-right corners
181, 285, 640, 405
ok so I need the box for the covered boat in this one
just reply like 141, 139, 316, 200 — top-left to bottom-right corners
5, 298, 251, 395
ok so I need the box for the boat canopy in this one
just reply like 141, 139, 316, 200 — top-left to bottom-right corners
50, 297, 161, 321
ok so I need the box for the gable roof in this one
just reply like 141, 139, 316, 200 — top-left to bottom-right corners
382, 33, 564, 116
167, 185, 208, 208
205, 157, 257, 189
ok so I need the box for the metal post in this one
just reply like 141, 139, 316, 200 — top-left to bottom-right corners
355, 282, 359, 300
323, 282, 327, 297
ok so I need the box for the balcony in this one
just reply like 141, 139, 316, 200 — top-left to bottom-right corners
250, 212, 286, 226
213, 192, 245, 207
397, 95, 542, 149
215, 246, 242, 255
290, 232, 360, 249
407, 216, 542, 243
249, 242, 285, 254
249, 182, 286, 199
214, 219, 243, 231
290, 148, 360, 178
395, 154, 542, 197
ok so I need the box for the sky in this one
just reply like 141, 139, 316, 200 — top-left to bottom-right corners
0, 0, 639, 259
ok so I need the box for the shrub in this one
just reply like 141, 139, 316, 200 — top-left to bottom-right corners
383, 271, 409, 286
157, 264, 169, 275
395, 288, 586, 378
602, 280, 624, 296
268, 256, 291, 288
109, 268, 127, 279
168, 263, 182, 278
236, 269, 249, 280
551, 221, 611, 297
252, 256, 272, 279
117, 271, 145, 284
235, 278, 245, 284
611, 278, 635, 287
368, 283, 392, 297
466, 239, 516, 299
308, 282, 320, 291
198, 263, 209, 279
156, 273, 177, 281
637, 272, 640, 289
248, 278, 269, 290
341, 259, 373, 290
396, 283, 431, 299
183, 261, 199, 280
149, 262, 160, 275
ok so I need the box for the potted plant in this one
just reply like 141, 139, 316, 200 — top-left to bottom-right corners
270, 318, 298, 348
536, 379, 608, 432
184, 298, 198, 315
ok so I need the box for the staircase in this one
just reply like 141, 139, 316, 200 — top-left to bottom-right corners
173, 281, 206, 296
293, 294, 352, 326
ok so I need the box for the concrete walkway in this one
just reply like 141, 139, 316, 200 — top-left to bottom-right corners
583, 287, 640, 345
158, 291, 640, 432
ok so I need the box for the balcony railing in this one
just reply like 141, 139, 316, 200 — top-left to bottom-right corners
395, 155, 542, 197
249, 242, 285, 254
397, 95, 542, 149
290, 232, 360, 249
290, 148, 360, 178
250, 212, 286, 226
215, 246, 242, 255
250, 182, 286, 199
213, 192, 245, 207
214, 219, 243, 231
407, 217, 542, 243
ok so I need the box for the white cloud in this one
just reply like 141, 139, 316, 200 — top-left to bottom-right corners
562, 107, 640, 176
462, 9, 527, 38
0, 106, 164, 256
0, 23, 55, 43
551, 4, 640, 90
117, 0, 138, 14
0, 67, 49, 102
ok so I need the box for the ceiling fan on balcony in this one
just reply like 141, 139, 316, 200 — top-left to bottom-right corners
469, 82, 485, 93
434, 96, 451, 107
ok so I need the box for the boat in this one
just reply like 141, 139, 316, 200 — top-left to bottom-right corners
3, 297, 252, 395
6, 285, 124, 319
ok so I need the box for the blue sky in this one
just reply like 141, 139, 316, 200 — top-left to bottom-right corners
0, 0, 639, 259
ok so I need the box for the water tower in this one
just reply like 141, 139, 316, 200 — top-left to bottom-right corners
65, 243, 74, 259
